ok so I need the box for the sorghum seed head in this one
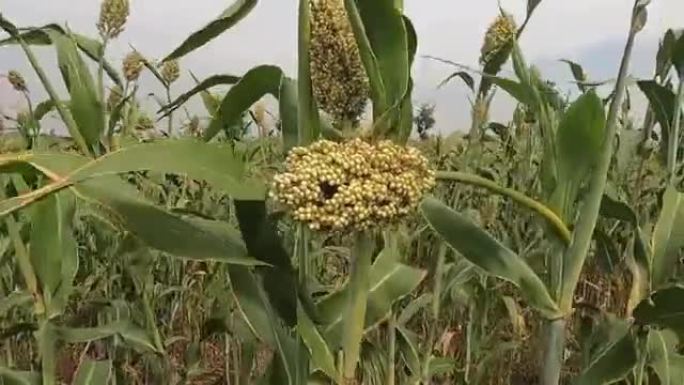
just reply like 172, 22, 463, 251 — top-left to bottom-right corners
309, 0, 369, 124
271, 138, 435, 233
97, 0, 129, 39
480, 12, 517, 67
161, 60, 180, 84
7, 70, 26, 92
107, 85, 123, 112
123, 51, 146, 82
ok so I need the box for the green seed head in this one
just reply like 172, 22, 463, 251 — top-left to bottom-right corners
7, 70, 27, 92
480, 13, 517, 67
161, 60, 180, 85
309, 0, 369, 124
98, 0, 129, 39
271, 138, 435, 233
122, 51, 146, 82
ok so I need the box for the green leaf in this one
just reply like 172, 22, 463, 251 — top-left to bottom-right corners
396, 325, 420, 376
353, 0, 409, 111
397, 293, 432, 325
0, 367, 40, 385
205, 65, 283, 141
316, 242, 425, 347
297, 303, 337, 379
637, 80, 675, 141
427, 356, 456, 377
652, 187, 684, 288
561, 59, 588, 92
575, 323, 637, 385
163, 0, 258, 61
59, 321, 161, 353
228, 266, 296, 383
72, 360, 111, 385
0, 24, 122, 86
46, 30, 104, 151
33, 100, 56, 121
343, 0, 387, 114
672, 32, 684, 77
527, 0, 543, 17
634, 286, 684, 339
279, 77, 299, 153
420, 197, 560, 319
160, 74, 240, 117
297, 0, 320, 148
438, 71, 474, 91
489, 76, 534, 107
30, 191, 77, 317
647, 329, 684, 385
79, 177, 258, 265
234, 200, 297, 327
557, 91, 606, 182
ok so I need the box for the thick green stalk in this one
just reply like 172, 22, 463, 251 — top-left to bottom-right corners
667, 79, 684, 182
166, 86, 174, 136
558, 2, 642, 314
14, 33, 90, 154
436, 171, 571, 243
98, 37, 109, 147
421, 245, 446, 384
296, 225, 310, 385
341, 232, 374, 384
540, 319, 566, 385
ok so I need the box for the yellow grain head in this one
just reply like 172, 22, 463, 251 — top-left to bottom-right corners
480, 12, 517, 67
161, 60, 180, 85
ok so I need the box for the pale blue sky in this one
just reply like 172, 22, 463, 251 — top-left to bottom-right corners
1, 0, 683, 132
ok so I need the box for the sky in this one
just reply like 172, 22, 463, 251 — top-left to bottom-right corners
1, 0, 683, 133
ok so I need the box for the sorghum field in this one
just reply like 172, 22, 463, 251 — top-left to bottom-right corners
0, 0, 683, 384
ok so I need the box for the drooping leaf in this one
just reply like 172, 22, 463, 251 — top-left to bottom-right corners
651, 187, 684, 288
634, 286, 684, 339
163, 0, 258, 61
72, 360, 111, 385
438, 71, 474, 91
234, 200, 297, 327
420, 197, 560, 319
33, 100, 56, 121
79, 177, 258, 266
0, 292, 32, 317
160, 74, 240, 117
672, 31, 684, 77
205, 65, 283, 141
228, 266, 297, 383
561, 59, 588, 92
527, 0, 543, 18
488, 76, 534, 107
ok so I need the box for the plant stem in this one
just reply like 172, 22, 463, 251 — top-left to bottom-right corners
166, 86, 174, 136
296, 225, 310, 385
558, 0, 642, 314
421, 245, 446, 384
99, 36, 109, 148
667, 79, 684, 183
13, 31, 90, 155
341, 231, 374, 384
435, 171, 571, 243
540, 319, 566, 385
